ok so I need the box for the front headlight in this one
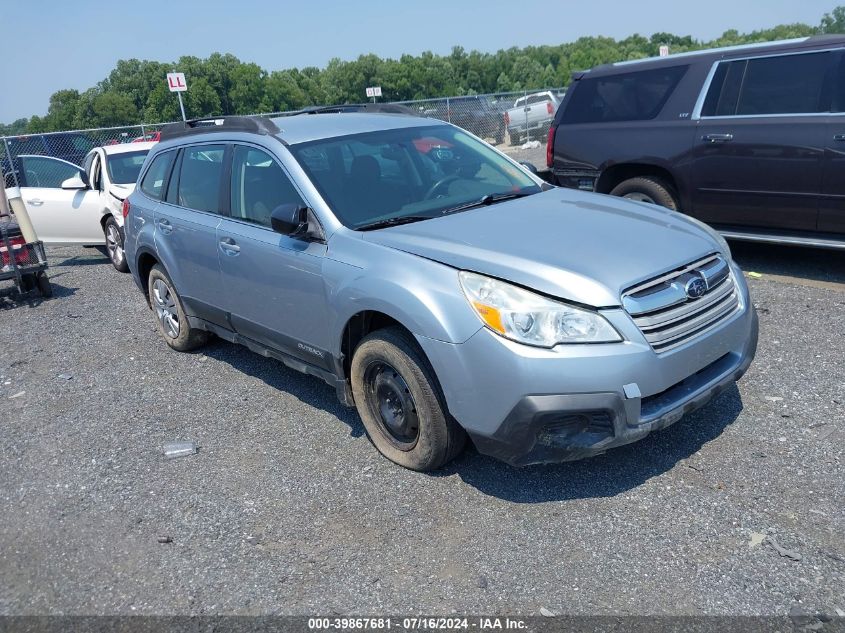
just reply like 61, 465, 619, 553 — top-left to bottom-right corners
459, 271, 622, 347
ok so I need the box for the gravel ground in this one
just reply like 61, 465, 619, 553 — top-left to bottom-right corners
0, 242, 843, 617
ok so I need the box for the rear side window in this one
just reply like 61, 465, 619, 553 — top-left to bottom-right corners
702, 51, 832, 117
230, 146, 304, 228
140, 151, 174, 200
561, 65, 688, 124
176, 145, 226, 213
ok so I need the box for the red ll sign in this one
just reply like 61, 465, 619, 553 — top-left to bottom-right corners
167, 72, 187, 92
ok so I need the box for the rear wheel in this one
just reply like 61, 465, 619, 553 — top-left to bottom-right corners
609, 176, 679, 210
104, 216, 129, 273
148, 265, 208, 352
350, 327, 466, 471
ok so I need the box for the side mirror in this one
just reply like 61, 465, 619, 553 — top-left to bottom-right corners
519, 161, 538, 175
270, 203, 308, 235
61, 173, 89, 190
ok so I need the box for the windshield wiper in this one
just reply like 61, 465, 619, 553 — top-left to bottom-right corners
440, 191, 534, 216
356, 215, 433, 231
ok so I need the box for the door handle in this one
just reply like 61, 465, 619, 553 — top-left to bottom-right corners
157, 219, 173, 235
834, 134, 845, 141
703, 133, 733, 143
219, 238, 240, 255
27, 198, 44, 206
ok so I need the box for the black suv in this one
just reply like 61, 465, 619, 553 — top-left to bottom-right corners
548, 35, 845, 249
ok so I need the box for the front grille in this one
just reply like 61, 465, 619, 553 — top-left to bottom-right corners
622, 254, 740, 354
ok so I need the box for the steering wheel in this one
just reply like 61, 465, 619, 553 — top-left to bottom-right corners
424, 174, 460, 200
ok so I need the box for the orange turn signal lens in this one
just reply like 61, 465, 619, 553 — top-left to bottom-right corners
472, 301, 505, 334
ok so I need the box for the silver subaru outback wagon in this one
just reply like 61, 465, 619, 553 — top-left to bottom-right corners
124, 113, 758, 471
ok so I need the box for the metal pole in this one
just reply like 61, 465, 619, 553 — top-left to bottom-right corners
140, 123, 146, 139
0, 161, 10, 218
3, 137, 18, 188
447, 97, 451, 123
524, 89, 529, 144
177, 92, 187, 122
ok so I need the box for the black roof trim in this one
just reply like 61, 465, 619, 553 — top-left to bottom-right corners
276, 103, 418, 116
159, 116, 280, 141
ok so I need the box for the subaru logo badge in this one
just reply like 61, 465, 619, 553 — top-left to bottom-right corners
685, 276, 708, 299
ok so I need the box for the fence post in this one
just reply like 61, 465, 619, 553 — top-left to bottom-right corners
140, 123, 146, 139
523, 89, 529, 145
2, 137, 18, 188
447, 97, 451, 123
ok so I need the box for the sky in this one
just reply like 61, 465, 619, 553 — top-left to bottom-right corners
0, 0, 839, 122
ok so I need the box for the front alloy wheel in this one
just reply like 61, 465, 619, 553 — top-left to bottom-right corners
104, 217, 129, 272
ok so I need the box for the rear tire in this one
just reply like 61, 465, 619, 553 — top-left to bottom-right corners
350, 326, 466, 471
609, 176, 679, 210
148, 265, 208, 352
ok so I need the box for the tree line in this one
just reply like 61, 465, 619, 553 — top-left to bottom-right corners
2, 7, 844, 136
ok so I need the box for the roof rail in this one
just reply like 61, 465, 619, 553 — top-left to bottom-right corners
159, 116, 280, 141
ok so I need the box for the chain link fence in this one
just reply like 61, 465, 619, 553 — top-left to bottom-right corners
1, 88, 565, 189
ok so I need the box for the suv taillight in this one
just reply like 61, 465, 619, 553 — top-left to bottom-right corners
504, 112, 510, 126
122, 198, 130, 219
546, 125, 556, 169
546, 102, 554, 115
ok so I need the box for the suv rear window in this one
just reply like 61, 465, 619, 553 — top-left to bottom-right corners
561, 65, 687, 124
702, 51, 832, 117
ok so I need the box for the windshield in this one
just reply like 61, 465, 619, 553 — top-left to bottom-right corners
289, 125, 541, 229
106, 150, 150, 184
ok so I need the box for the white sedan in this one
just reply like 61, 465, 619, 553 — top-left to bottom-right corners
6, 141, 156, 271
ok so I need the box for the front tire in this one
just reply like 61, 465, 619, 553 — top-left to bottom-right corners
148, 265, 208, 352
104, 216, 129, 273
609, 176, 679, 210
350, 327, 466, 471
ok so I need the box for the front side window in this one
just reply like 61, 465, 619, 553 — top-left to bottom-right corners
176, 145, 226, 213
290, 124, 541, 229
702, 51, 832, 117
139, 151, 174, 200
230, 146, 305, 227
106, 150, 150, 185
561, 65, 688, 124
19, 156, 82, 188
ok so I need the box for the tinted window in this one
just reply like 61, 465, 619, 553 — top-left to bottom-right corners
176, 145, 226, 213
291, 124, 540, 229
19, 156, 82, 188
107, 150, 150, 184
140, 151, 174, 200
562, 65, 687, 124
230, 146, 304, 227
703, 52, 832, 116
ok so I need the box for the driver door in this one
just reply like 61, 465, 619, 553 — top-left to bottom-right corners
16, 155, 105, 244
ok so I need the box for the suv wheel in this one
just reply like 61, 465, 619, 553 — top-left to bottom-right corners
148, 265, 208, 352
610, 176, 678, 210
104, 216, 129, 273
350, 327, 466, 471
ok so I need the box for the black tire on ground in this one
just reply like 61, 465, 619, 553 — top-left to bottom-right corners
18, 273, 36, 294
350, 326, 467, 471
147, 264, 208, 352
104, 216, 129, 273
609, 176, 679, 210
509, 132, 521, 146
36, 272, 52, 298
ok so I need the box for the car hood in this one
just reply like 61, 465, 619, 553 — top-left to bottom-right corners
362, 188, 721, 307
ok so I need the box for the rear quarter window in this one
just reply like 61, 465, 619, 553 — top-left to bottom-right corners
140, 151, 175, 200
561, 65, 688, 124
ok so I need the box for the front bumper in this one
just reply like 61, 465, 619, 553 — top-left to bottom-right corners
415, 264, 758, 466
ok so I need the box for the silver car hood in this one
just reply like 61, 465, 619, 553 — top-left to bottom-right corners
362, 189, 720, 307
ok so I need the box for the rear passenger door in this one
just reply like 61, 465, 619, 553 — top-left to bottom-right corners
821, 50, 845, 235
690, 50, 833, 231
216, 144, 332, 369
154, 144, 227, 327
